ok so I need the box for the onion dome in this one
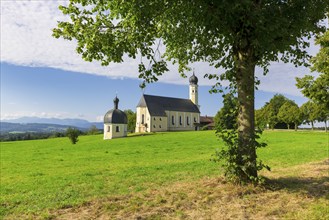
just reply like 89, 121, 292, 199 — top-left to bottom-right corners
189, 72, 198, 85
104, 96, 127, 124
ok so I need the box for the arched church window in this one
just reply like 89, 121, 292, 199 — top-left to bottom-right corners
179, 116, 182, 125
187, 116, 189, 125
107, 126, 110, 132
172, 116, 175, 125
116, 126, 120, 132
142, 114, 145, 124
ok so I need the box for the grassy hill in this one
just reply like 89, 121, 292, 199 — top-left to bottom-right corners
0, 130, 328, 219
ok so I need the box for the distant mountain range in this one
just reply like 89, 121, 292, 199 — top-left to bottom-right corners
1, 117, 103, 134
0, 122, 74, 134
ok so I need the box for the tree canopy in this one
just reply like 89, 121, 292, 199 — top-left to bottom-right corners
311, 29, 329, 75
300, 101, 317, 129
296, 74, 329, 109
296, 29, 329, 109
53, 0, 329, 183
256, 94, 288, 129
296, 28, 328, 131
214, 93, 238, 130
277, 100, 301, 130
124, 109, 137, 133
53, 0, 328, 84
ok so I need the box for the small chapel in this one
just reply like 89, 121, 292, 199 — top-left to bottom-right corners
103, 96, 128, 139
135, 73, 201, 132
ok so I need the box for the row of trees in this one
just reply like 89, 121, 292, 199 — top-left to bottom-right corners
299, 101, 328, 131
0, 126, 94, 142
215, 93, 328, 132
0, 132, 65, 142
256, 94, 328, 131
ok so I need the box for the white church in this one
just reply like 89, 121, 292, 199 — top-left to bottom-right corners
103, 96, 128, 139
135, 73, 201, 132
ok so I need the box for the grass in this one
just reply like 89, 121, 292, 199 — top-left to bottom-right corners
258, 131, 329, 167
0, 130, 328, 219
36, 160, 329, 219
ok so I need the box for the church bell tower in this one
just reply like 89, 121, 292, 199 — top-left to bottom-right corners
189, 72, 199, 109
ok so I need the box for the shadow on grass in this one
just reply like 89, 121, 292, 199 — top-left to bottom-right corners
266, 160, 329, 200
262, 159, 329, 199
265, 175, 329, 200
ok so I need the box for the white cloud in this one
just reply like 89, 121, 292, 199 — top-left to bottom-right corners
0, 111, 71, 120
1, 111, 103, 122
256, 63, 311, 97
1, 0, 140, 78
0, 0, 321, 97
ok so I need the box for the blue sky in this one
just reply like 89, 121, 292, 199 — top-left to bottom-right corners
1, 62, 227, 121
0, 0, 318, 122
1, 62, 309, 122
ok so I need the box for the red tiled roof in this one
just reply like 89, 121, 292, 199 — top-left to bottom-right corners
200, 116, 214, 123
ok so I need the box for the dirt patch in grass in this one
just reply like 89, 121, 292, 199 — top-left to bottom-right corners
20, 159, 329, 220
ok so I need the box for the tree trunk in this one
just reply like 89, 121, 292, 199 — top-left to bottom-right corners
311, 121, 314, 130
294, 123, 297, 131
287, 124, 290, 130
325, 120, 327, 132
236, 50, 257, 181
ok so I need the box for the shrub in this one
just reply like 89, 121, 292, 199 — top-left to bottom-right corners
66, 127, 80, 144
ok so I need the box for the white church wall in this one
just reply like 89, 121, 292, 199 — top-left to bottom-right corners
104, 123, 127, 139
135, 107, 150, 132
145, 111, 151, 132
166, 111, 200, 131
149, 116, 168, 132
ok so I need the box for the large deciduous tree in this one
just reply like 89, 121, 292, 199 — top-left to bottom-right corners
53, 0, 328, 183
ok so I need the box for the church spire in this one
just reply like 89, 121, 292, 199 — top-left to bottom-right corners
189, 70, 198, 85
113, 95, 119, 109
189, 71, 199, 108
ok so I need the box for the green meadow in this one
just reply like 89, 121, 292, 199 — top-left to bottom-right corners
0, 130, 328, 219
